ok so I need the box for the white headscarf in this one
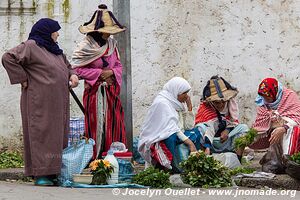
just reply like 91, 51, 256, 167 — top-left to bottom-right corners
138, 77, 191, 163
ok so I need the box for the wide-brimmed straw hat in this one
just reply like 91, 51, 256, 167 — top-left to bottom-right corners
202, 76, 238, 102
79, 4, 126, 35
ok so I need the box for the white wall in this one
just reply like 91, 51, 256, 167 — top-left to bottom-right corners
131, 0, 300, 135
0, 0, 112, 149
1, 0, 300, 149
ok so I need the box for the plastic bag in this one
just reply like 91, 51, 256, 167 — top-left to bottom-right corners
283, 154, 300, 180
59, 138, 95, 185
109, 142, 128, 153
212, 152, 242, 169
117, 158, 134, 183
133, 136, 145, 164
260, 144, 286, 174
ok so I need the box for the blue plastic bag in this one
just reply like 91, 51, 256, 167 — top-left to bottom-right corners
117, 158, 134, 183
59, 138, 95, 185
133, 136, 145, 164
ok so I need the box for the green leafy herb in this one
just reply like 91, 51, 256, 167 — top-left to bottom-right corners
234, 128, 258, 149
290, 152, 300, 165
229, 166, 256, 176
180, 151, 232, 188
132, 167, 172, 188
0, 151, 24, 169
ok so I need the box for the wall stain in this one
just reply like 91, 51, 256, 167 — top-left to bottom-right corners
47, 0, 54, 18
32, 0, 36, 8
19, 0, 24, 15
19, 0, 26, 41
0, 0, 36, 16
62, 0, 70, 22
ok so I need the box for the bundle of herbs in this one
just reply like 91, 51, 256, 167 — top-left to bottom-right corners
132, 167, 172, 188
180, 151, 232, 188
234, 128, 258, 149
290, 152, 300, 164
229, 166, 256, 176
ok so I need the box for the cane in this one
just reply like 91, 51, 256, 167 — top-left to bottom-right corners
69, 88, 85, 114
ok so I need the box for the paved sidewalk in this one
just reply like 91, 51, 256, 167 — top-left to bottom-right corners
234, 151, 300, 190
0, 151, 300, 190
0, 181, 299, 200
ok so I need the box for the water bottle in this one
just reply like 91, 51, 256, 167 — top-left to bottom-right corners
104, 150, 119, 184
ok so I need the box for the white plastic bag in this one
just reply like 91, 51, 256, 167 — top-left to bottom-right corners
109, 142, 128, 153
212, 152, 241, 169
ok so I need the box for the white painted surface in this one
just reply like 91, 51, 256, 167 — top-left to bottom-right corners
0, 0, 112, 148
1, 0, 300, 148
130, 0, 300, 135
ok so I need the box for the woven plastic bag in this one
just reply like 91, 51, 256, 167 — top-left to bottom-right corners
59, 138, 95, 185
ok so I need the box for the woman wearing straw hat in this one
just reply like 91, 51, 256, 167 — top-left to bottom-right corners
195, 76, 249, 161
2, 18, 79, 186
71, 4, 126, 159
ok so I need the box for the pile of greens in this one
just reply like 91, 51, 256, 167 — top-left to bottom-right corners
290, 152, 300, 164
180, 151, 232, 188
229, 166, 256, 176
132, 167, 172, 188
234, 128, 258, 149
0, 151, 24, 169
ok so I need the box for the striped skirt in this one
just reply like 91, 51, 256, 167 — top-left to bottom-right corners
83, 81, 126, 159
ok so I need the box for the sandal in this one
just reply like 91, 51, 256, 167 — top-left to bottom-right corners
34, 176, 54, 186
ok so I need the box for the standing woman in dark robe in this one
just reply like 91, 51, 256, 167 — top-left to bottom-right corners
71, 4, 127, 159
1, 18, 79, 186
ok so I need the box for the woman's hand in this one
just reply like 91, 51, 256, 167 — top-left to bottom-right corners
101, 69, 113, 80
189, 143, 197, 153
184, 138, 197, 153
69, 74, 79, 88
220, 129, 229, 143
204, 147, 211, 155
185, 95, 193, 111
21, 81, 28, 89
105, 76, 114, 85
269, 127, 286, 145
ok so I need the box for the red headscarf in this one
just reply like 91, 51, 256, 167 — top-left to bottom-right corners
258, 78, 278, 101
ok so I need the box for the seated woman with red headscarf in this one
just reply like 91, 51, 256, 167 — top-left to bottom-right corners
250, 78, 300, 173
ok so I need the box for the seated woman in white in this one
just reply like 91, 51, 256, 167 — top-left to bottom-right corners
138, 77, 201, 173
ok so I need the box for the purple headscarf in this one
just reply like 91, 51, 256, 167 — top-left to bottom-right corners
28, 18, 63, 55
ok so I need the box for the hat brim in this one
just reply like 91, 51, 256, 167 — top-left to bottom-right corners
79, 25, 126, 35
205, 89, 238, 102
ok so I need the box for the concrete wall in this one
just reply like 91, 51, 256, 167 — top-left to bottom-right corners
0, 0, 112, 149
1, 0, 300, 149
131, 0, 300, 135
